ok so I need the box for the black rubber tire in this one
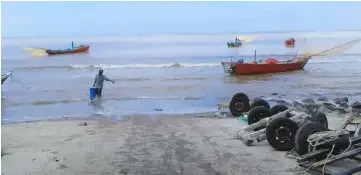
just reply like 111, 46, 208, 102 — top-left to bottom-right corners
270, 105, 292, 118
253, 97, 262, 101
310, 111, 329, 130
250, 99, 270, 109
294, 122, 328, 156
247, 106, 271, 131
229, 96, 251, 117
266, 117, 298, 151
232, 93, 250, 102
352, 101, 361, 109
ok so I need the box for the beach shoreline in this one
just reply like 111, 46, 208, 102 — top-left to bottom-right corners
1, 112, 305, 175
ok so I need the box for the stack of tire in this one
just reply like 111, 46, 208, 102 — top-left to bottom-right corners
229, 93, 290, 122
266, 111, 328, 152
229, 92, 329, 151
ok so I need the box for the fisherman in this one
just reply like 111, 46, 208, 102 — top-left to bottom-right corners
93, 69, 115, 98
71, 41, 74, 48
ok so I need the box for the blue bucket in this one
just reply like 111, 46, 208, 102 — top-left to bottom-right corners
89, 87, 97, 100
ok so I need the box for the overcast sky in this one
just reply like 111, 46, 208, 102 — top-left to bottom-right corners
2, 1, 361, 37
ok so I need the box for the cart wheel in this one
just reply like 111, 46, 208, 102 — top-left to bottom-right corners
232, 93, 250, 102
229, 96, 251, 117
310, 112, 328, 129
294, 122, 328, 156
266, 117, 298, 151
248, 106, 271, 131
253, 97, 262, 101
270, 105, 292, 118
351, 101, 361, 109
250, 99, 270, 109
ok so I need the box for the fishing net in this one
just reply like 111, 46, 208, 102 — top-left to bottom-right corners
301, 39, 361, 57
242, 35, 258, 44
21, 47, 47, 57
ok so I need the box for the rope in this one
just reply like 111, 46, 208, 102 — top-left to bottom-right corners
10, 73, 31, 89
292, 160, 315, 174
14, 77, 31, 89
285, 129, 353, 175
322, 144, 335, 175
306, 130, 353, 175
307, 129, 349, 150
285, 148, 298, 159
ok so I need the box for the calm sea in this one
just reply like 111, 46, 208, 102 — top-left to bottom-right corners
2, 31, 361, 123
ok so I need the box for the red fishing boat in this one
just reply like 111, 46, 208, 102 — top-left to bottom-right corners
221, 55, 310, 75
46, 41, 89, 55
221, 39, 360, 75
285, 38, 296, 47
46, 45, 89, 55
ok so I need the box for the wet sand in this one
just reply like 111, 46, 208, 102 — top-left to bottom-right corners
2, 113, 305, 175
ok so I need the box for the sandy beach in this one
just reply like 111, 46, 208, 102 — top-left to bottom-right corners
2, 32, 360, 175
2, 1, 361, 174
1, 113, 310, 175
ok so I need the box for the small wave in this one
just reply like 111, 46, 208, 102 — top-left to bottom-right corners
32, 101, 58, 105
112, 77, 209, 82
15, 63, 221, 70
160, 77, 209, 81
70, 63, 221, 69
31, 99, 82, 105
5, 96, 205, 107
129, 96, 203, 100
79, 76, 208, 81
10, 57, 360, 71
18, 65, 71, 70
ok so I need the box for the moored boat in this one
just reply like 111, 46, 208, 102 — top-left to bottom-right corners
285, 38, 296, 47
227, 36, 258, 48
227, 41, 243, 48
221, 56, 310, 75
227, 36, 244, 48
46, 45, 90, 55
222, 39, 360, 75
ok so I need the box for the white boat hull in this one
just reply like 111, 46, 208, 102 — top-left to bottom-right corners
221, 62, 237, 73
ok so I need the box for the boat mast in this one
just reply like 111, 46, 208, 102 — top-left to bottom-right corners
288, 38, 306, 61
254, 50, 257, 63
295, 38, 307, 57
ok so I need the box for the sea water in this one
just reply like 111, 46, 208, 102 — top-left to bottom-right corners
2, 31, 361, 123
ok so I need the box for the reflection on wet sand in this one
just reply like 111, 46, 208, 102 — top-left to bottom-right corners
225, 70, 307, 83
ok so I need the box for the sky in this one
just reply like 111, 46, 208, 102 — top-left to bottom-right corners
1, 1, 361, 37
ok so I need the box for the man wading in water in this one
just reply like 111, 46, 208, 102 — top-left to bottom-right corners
93, 69, 115, 98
